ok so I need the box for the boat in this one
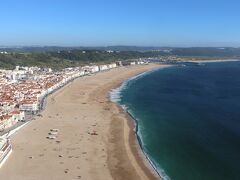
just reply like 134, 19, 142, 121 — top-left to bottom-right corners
0, 137, 12, 168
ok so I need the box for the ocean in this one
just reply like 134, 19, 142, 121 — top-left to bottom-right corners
111, 61, 240, 180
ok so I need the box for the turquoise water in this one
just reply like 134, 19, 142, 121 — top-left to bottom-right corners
113, 62, 240, 180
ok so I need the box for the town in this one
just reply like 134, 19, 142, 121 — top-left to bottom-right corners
0, 60, 148, 134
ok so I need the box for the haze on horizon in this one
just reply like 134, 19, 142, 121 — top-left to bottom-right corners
1, 0, 240, 47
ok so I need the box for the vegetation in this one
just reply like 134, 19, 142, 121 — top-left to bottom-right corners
1, 47, 240, 69
0, 50, 165, 70
0, 53, 77, 70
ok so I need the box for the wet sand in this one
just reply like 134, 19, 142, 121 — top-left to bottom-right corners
0, 64, 166, 180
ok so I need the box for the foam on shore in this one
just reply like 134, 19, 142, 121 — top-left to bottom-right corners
110, 67, 171, 180
110, 67, 161, 103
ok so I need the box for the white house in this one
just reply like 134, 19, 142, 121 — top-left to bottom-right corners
108, 63, 117, 69
10, 110, 25, 122
90, 65, 100, 73
79, 70, 85, 76
99, 65, 109, 71
0, 114, 18, 131
19, 101, 38, 112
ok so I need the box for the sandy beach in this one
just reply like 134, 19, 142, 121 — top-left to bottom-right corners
185, 59, 240, 63
0, 64, 167, 180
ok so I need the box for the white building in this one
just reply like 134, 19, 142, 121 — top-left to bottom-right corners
90, 65, 100, 73
108, 63, 117, 69
19, 101, 38, 112
0, 114, 17, 130
99, 65, 109, 71
11, 110, 25, 122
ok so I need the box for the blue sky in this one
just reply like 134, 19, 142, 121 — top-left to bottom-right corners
0, 0, 240, 47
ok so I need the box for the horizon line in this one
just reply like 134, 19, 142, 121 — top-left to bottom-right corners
0, 45, 240, 49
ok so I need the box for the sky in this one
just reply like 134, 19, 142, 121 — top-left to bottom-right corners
0, 0, 240, 47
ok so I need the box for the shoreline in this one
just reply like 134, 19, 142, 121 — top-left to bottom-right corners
109, 59, 240, 179
109, 60, 240, 180
184, 59, 240, 63
0, 64, 166, 180
109, 66, 172, 180
126, 109, 163, 178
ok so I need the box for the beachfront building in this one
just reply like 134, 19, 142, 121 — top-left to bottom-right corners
116, 61, 123, 66
0, 114, 18, 130
79, 70, 85, 76
11, 110, 25, 122
130, 62, 136, 65
137, 60, 145, 65
82, 65, 100, 74
82, 66, 92, 74
19, 101, 39, 113
91, 65, 100, 73
0, 60, 145, 131
108, 63, 117, 69
99, 65, 109, 71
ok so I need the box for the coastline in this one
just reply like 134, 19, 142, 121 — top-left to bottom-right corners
110, 60, 240, 180
109, 66, 173, 180
184, 59, 240, 63
0, 64, 167, 180
111, 105, 160, 179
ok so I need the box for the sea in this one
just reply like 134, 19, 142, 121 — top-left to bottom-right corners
110, 61, 240, 180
